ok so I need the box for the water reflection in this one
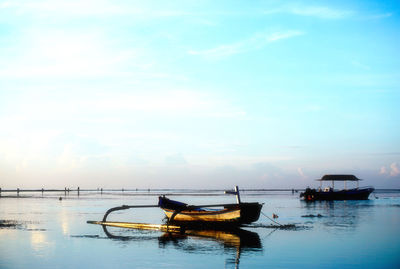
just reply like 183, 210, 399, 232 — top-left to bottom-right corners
59, 209, 70, 236
101, 225, 262, 268
30, 231, 54, 257
161, 229, 262, 269
301, 200, 375, 230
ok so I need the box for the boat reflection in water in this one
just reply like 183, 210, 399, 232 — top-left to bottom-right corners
101, 225, 262, 268
302, 198, 375, 231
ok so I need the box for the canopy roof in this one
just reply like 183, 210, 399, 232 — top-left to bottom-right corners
317, 175, 361, 181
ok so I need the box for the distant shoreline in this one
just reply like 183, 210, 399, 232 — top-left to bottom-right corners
1, 188, 399, 194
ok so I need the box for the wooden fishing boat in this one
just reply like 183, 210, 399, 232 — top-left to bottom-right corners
158, 196, 262, 226
300, 174, 374, 201
159, 197, 262, 225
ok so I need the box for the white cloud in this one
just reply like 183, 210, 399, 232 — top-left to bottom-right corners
379, 163, 400, 177
380, 166, 387, 174
165, 153, 187, 165
289, 6, 352, 19
297, 167, 307, 179
0, 29, 138, 79
0, 88, 248, 175
366, 13, 393, 20
0, 0, 189, 19
0, 90, 246, 138
189, 30, 303, 59
264, 5, 353, 19
86, 90, 210, 112
198, 155, 293, 167
390, 163, 400, 177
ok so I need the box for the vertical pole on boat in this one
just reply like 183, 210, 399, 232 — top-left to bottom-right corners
235, 186, 241, 204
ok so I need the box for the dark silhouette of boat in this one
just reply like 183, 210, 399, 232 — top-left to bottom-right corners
300, 175, 374, 201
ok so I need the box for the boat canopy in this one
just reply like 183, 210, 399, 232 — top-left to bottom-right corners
317, 175, 361, 181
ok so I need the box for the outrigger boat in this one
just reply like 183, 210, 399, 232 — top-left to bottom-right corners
300, 174, 374, 201
159, 196, 262, 228
88, 186, 263, 231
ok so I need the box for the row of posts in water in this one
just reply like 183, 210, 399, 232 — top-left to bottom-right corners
0, 187, 152, 197
0, 188, 301, 198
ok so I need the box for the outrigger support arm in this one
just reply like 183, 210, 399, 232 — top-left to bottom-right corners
168, 209, 182, 225
102, 205, 159, 222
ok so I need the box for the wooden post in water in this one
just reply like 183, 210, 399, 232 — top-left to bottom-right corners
77, 187, 80, 196
0, 187, 2, 197
64, 187, 67, 196
101, 188, 103, 195
234, 186, 241, 204
17, 188, 20, 197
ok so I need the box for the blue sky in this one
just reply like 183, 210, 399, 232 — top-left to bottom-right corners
0, 0, 399, 189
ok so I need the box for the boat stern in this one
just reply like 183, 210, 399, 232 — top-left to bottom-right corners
239, 202, 263, 224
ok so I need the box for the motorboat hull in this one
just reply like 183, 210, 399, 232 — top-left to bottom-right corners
300, 187, 374, 201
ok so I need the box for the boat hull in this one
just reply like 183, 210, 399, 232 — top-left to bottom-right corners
300, 187, 374, 201
162, 202, 262, 226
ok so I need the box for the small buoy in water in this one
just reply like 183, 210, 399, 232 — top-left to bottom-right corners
272, 213, 278, 219
59, 197, 62, 201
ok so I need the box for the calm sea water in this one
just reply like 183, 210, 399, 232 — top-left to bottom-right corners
1, 190, 399, 268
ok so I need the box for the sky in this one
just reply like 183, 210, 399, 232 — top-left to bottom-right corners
0, 0, 399, 189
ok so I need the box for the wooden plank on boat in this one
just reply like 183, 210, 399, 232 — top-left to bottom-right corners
87, 221, 182, 232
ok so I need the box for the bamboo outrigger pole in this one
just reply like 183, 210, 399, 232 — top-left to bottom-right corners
87, 220, 182, 232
